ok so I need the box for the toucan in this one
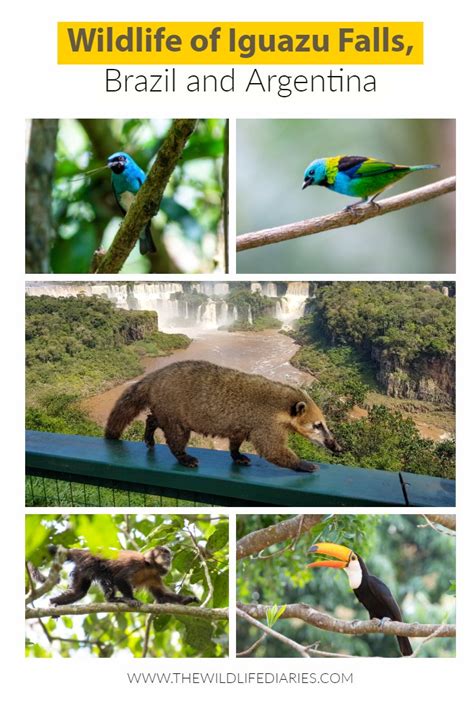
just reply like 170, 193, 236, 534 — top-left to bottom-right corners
308, 542, 413, 656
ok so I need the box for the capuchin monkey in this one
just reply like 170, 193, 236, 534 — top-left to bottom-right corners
47, 545, 198, 607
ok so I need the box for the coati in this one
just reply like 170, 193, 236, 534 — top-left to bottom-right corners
105, 360, 341, 472
48, 545, 198, 607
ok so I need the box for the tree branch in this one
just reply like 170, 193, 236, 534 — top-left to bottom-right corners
26, 603, 228, 620
236, 176, 456, 252
424, 514, 456, 531
25, 547, 67, 605
94, 118, 198, 273
237, 515, 325, 560
237, 608, 354, 658
237, 603, 455, 639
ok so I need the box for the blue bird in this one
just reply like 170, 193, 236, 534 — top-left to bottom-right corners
107, 152, 156, 255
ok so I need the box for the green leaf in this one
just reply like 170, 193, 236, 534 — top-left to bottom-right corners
153, 614, 172, 632
207, 522, 229, 554
266, 604, 286, 628
212, 570, 229, 608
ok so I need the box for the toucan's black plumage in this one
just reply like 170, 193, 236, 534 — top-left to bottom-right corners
353, 555, 412, 656
309, 542, 413, 657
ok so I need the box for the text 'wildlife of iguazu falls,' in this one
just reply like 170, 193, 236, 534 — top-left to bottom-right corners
57, 22, 424, 96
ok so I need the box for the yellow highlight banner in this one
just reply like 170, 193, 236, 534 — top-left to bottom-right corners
57, 22, 423, 65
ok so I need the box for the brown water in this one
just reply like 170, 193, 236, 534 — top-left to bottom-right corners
82, 328, 451, 444
82, 329, 313, 427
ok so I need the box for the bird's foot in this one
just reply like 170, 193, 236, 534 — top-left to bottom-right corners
376, 617, 392, 629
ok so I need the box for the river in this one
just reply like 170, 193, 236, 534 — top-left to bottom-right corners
82, 328, 313, 428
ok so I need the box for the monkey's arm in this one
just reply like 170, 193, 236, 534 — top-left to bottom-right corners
149, 585, 199, 605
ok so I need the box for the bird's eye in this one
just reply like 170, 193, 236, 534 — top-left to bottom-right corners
309, 169, 315, 176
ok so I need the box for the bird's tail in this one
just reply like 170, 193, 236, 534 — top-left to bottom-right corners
397, 635, 413, 656
409, 164, 440, 172
105, 377, 151, 440
139, 222, 157, 255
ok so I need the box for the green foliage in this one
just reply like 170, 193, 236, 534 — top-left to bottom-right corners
237, 515, 455, 658
25, 514, 229, 659
309, 282, 455, 364
25, 295, 190, 435
50, 118, 226, 273
288, 284, 455, 478
227, 316, 282, 332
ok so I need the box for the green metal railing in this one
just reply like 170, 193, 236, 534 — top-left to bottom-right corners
25, 430, 455, 508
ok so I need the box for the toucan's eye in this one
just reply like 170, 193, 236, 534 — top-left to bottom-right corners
351, 555, 357, 561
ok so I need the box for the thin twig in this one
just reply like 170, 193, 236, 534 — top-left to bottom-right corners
142, 615, 154, 658
25, 547, 67, 605
237, 176, 456, 251
236, 633, 267, 657
409, 623, 451, 657
419, 515, 456, 537
185, 525, 214, 607
424, 514, 456, 532
237, 607, 311, 658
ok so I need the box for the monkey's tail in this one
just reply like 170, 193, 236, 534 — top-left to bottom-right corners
105, 377, 151, 440
397, 635, 413, 656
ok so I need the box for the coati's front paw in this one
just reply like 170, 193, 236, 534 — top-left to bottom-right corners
177, 454, 199, 468
296, 460, 319, 473
232, 454, 251, 466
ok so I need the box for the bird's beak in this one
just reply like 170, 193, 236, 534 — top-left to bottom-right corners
307, 542, 353, 568
302, 177, 313, 190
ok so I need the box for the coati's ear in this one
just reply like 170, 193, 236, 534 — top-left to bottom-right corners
291, 401, 307, 417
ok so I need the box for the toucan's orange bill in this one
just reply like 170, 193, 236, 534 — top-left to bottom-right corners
307, 560, 347, 568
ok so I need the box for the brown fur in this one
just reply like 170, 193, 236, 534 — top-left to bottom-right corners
49, 545, 198, 606
105, 360, 340, 472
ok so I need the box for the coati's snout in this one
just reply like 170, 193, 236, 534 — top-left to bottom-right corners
291, 400, 342, 454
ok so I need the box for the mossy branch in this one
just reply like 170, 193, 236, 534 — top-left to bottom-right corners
238, 603, 455, 639
26, 603, 228, 620
237, 176, 456, 252
94, 118, 198, 273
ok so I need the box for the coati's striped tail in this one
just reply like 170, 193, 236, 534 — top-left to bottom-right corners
105, 378, 151, 440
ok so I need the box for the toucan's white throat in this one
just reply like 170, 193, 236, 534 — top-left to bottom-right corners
343, 559, 363, 589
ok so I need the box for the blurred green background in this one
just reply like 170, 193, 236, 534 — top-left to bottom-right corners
25, 118, 227, 274
237, 514, 455, 658
236, 119, 455, 274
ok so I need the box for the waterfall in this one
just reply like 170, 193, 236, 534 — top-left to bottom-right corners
26, 281, 310, 331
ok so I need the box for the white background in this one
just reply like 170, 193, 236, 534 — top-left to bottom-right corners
3, 1, 472, 707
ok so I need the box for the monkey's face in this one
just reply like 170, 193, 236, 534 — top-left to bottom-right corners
145, 546, 172, 574
290, 398, 342, 454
